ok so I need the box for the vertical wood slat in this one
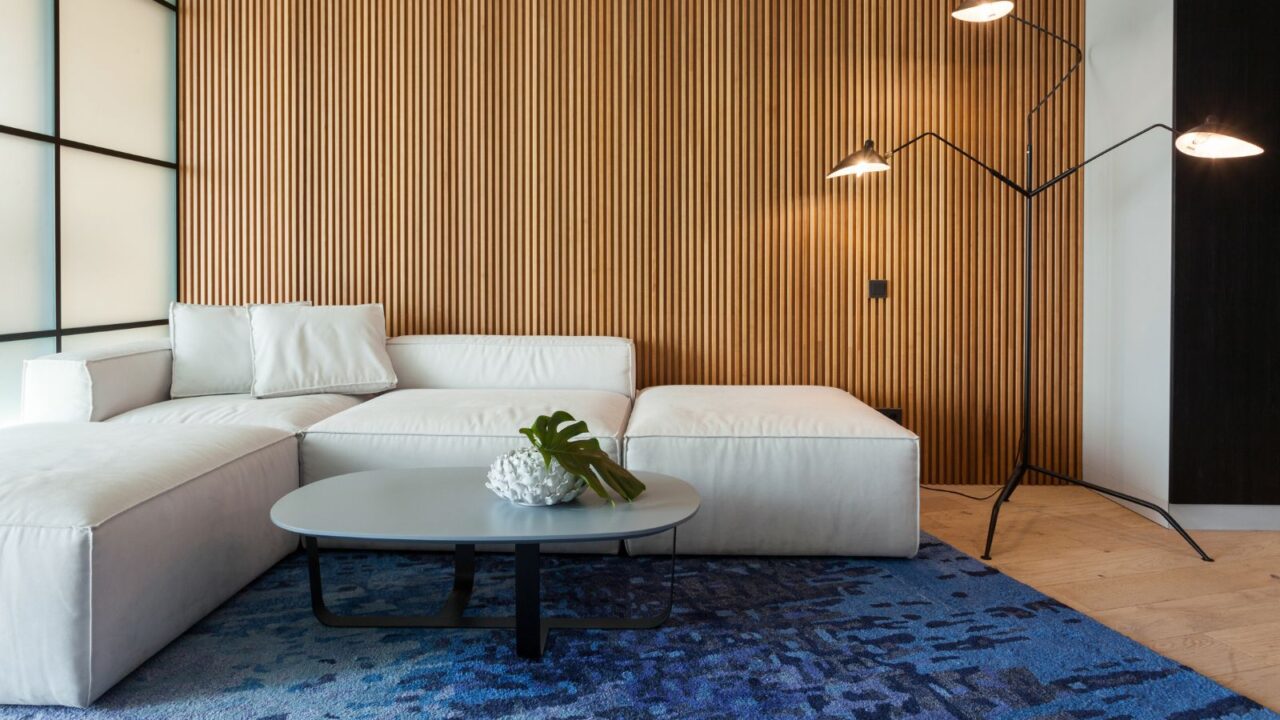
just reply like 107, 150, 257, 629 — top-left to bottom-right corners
178, 0, 1084, 486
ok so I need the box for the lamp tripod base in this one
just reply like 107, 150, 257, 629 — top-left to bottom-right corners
980, 463, 1214, 562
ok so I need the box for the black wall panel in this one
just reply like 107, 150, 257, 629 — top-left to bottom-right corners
1171, 0, 1280, 504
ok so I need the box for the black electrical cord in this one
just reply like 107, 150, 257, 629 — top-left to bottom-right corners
920, 427, 1026, 502
921, 485, 1002, 501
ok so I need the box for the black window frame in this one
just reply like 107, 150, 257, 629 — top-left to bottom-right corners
0, 0, 179, 350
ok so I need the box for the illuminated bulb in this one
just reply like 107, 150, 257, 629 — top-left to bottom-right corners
1175, 117, 1264, 159
951, 0, 1015, 23
827, 140, 891, 180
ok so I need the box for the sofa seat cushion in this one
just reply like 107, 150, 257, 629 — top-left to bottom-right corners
0, 423, 292, 528
109, 393, 364, 434
624, 385, 911, 438
0, 423, 298, 707
301, 388, 630, 485
623, 385, 919, 557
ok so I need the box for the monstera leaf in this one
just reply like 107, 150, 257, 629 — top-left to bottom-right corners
519, 411, 646, 504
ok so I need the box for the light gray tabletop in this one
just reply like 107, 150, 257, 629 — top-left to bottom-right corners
270, 467, 700, 544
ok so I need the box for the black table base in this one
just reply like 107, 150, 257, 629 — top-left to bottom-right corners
302, 531, 677, 659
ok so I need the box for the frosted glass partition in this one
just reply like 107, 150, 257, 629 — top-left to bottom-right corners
0, 339, 55, 427
0, 135, 56, 334
61, 148, 177, 328
0, 0, 55, 133
61, 326, 170, 354
0, 0, 175, 426
61, 0, 177, 162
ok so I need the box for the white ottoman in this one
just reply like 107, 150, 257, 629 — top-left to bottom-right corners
0, 423, 298, 707
623, 386, 919, 557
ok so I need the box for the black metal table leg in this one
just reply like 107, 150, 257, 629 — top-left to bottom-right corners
436, 542, 476, 622
305, 538, 500, 628
302, 528, 680, 657
514, 543, 546, 659
546, 527, 679, 632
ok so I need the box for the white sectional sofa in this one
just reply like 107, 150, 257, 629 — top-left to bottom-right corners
2, 332, 919, 707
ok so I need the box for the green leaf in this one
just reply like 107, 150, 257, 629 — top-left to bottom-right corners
518, 410, 645, 504
552, 420, 590, 446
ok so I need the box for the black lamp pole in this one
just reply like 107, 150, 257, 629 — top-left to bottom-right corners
856, 14, 1216, 562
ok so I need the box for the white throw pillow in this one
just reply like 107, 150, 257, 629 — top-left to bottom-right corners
169, 302, 309, 398
249, 303, 398, 398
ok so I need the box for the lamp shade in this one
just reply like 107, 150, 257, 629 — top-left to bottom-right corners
827, 140, 890, 179
1175, 117, 1264, 158
951, 0, 1015, 23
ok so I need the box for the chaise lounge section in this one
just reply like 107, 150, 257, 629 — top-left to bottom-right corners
0, 423, 298, 707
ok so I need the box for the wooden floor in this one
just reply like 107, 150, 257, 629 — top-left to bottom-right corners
921, 485, 1280, 711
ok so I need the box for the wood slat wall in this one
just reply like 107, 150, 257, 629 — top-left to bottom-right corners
179, 0, 1083, 485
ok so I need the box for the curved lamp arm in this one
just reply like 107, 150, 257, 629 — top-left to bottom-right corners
890, 131, 1027, 196
1010, 14, 1084, 135
1031, 123, 1173, 196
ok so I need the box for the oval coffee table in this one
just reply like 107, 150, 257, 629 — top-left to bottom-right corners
270, 467, 700, 659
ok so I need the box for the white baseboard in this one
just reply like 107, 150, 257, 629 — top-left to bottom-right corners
1167, 504, 1280, 531
1093, 493, 1280, 531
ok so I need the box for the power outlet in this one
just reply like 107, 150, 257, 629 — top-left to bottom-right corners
869, 279, 888, 299
877, 407, 903, 425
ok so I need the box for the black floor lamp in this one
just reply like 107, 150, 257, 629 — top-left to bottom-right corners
827, 0, 1264, 562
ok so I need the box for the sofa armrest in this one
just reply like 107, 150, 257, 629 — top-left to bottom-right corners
21, 340, 172, 423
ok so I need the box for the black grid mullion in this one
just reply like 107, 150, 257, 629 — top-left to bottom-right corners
0, 123, 55, 144
53, 0, 61, 351
0, 126, 178, 169
0, 320, 170, 344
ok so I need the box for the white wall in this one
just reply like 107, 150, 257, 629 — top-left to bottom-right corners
1082, 0, 1174, 524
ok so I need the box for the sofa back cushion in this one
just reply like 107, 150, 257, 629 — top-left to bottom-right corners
386, 335, 635, 398
249, 304, 398, 398
169, 301, 309, 398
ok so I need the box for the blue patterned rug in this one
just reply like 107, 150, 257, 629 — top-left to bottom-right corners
4, 535, 1273, 719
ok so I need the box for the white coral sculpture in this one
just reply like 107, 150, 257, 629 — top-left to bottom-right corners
486, 447, 587, 506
